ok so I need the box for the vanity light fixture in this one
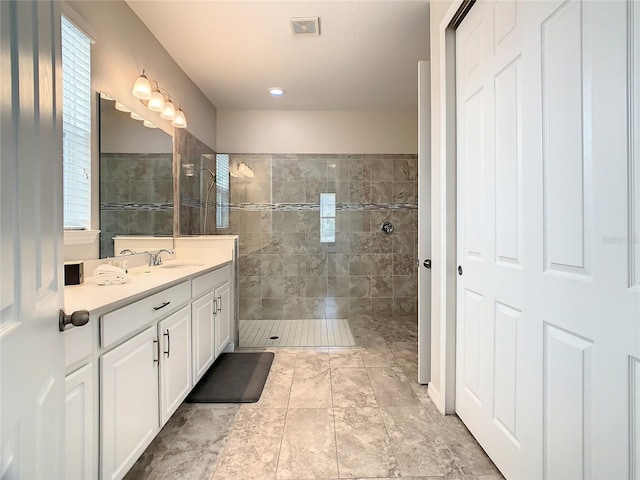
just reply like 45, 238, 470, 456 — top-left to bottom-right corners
132, 70, 152, 100
269, 87, 285, 97
132, 70, 188, 128
143, 120, 158, 128
160, 98, 176, 120
130, 111, 144, 121
114, 102, 131, 113
172, 108, 187, 128
147, 89, 165, 112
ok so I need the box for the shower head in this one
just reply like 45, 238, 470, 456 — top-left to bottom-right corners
202, 167, 216, 193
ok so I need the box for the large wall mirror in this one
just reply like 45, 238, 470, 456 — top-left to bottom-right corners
99, 94, 175, 258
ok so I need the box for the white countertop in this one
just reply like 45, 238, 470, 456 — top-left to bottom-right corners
64, 251, 233, 315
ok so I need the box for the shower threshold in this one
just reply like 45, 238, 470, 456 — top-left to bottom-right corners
239, 319, 356, 347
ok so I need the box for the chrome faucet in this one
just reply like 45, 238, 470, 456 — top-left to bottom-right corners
147, 249, 174, 266
119, 249, 136, 255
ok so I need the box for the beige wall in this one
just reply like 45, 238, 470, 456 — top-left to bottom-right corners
63, 0, 217, 260
67, 0, 216, 148
429, 0, 456, 414
217, 110, 417, 154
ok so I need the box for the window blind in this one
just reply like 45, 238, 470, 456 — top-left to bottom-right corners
216, 154, 230, 229
61, 16, 91, 229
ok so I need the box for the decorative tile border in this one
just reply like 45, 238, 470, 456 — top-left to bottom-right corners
100, 202, 173, 211
229, 202, 418, 212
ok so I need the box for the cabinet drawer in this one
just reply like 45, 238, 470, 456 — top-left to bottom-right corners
101, 281, 190, 349
191, 265, 230, 298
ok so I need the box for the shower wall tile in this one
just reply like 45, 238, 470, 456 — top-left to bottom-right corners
305, 276, 327, 298
261, 277, 284, 299
283, 255, 306, 277
261, 255, 283, 276
229, 153, 417, 321
283, 298, 305, 319
240, 276, 261, 298
327, 276, 350, 297
262, 299, 284, 319
284, 277, 305, 298
349, 254, 372, 276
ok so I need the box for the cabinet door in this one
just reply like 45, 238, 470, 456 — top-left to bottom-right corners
159, 306, 192, 425
100, 326, 159, 480
191, 292, 215, 385
65, 363, 95, 480
214, 281, 231, 358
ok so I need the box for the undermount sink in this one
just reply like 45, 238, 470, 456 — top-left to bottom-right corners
159, 262, 205, 269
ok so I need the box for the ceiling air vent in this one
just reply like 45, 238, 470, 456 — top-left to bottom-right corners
289, 17, 320, 36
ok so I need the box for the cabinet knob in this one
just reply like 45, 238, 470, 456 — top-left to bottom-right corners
58, 309, 89, 332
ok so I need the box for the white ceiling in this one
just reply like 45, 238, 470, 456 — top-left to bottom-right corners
126, 1, 430, 111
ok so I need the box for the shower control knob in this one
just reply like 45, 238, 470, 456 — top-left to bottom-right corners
423, 259, 431, 269
380, 222, 394, 234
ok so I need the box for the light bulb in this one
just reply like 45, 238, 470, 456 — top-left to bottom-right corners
132, 72, 152, 100
171, 109, 187, 128
147, 90, 165, 112
160, 99, 176, 120
269, 87, 285, 96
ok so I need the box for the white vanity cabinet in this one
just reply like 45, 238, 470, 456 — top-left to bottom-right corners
65, 363, 94, 480
100, 326, 159, 480
191, 265, 232, 385
191, 291, 215, 385
64, 259, 235, 480
158, 306, 192, 425
64, 318, 96, 480
214, 280, 231, 358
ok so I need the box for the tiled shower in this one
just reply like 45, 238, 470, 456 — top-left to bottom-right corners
221, 154, 418, 327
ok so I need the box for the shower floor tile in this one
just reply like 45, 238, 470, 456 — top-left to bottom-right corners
239, 319, 356, 347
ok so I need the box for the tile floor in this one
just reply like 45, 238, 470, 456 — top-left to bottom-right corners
125, 314, 503, 480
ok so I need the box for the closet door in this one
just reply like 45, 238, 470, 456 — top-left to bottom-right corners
455, 1, 639, 478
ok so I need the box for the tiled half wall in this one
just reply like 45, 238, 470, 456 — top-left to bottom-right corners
220, 154, 418, 321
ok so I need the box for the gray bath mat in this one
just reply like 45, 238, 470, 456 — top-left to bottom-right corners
185, 352, 274, 403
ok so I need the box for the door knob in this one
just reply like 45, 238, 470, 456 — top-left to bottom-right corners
458, 265, 463, 276
423, 259, 431, 269
58, 309, 89, 332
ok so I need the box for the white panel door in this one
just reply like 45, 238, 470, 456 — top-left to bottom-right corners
159, 306, 192, 425
455, 1, 640, 479
0, 1, 66, 478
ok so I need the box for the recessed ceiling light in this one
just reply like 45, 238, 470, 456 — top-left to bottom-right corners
269, 87, 285, 97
